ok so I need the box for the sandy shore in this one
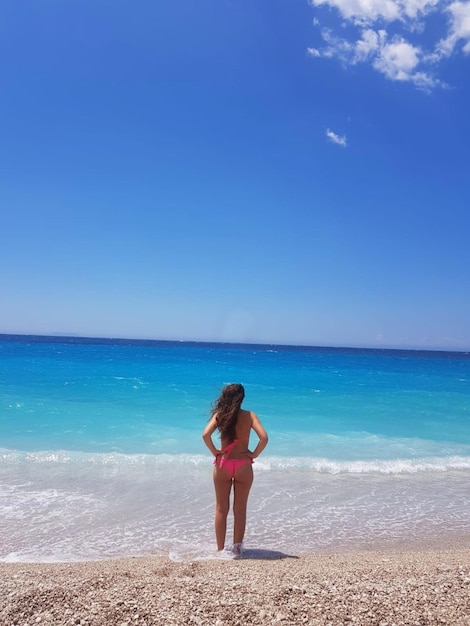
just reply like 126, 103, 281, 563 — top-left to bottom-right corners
1, 549, 469, 626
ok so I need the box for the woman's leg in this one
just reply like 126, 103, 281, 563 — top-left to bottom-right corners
213, 466, 232, 550
232, 463, 254, 546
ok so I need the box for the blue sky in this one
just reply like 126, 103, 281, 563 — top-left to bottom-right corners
1, 0, 469, 350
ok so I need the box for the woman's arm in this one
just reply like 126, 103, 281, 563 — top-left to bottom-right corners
202, 415, 221, 457
248, 412, 268, 459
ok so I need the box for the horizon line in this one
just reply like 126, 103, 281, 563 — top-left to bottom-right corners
0, 332, 468, 355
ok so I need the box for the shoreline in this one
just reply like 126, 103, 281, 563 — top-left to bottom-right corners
2, 547, 469, 625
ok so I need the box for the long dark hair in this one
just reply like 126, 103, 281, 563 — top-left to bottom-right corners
212, 383, 245, 443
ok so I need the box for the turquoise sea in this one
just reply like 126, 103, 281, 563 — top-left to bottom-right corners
1, 334, 469, 561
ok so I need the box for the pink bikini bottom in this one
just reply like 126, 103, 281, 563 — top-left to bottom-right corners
214, 457, 253, 478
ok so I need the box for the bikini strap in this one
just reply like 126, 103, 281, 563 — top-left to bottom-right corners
219, 439, 238, 459
216, 438, 249, 469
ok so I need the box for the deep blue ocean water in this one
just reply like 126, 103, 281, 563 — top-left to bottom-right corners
1, 335, 469, 561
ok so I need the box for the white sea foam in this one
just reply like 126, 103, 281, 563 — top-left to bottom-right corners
1, 448, 470, 474
255, 455, 470, 473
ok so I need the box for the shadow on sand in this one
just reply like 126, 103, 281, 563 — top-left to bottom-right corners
239, 548, 298, 560
168, 545, 298, 562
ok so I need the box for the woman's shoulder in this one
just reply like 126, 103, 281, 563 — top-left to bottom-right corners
239, 408, 257, 423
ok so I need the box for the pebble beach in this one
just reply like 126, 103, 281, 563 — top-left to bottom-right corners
1, 548, 470, 626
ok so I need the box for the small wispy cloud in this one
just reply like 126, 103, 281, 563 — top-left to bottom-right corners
308, 0, 470, 90
326, 128, 347, 146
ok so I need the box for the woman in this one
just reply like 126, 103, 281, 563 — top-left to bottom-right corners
202, 383, 268, 554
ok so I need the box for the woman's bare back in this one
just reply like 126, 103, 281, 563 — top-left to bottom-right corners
219, 409, 253, 458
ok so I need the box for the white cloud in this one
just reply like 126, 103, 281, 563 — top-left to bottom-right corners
401, 0, 440, 19
308, 0, 469, 89
307, 47, 322, 57
354, 29, 383, 62
373, 36, 420, 77
326, 129, 348, 146
312, 26, 440, 88
311, 0, 401, 23
310, 0, 441, 23
437, 1, 470, 57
